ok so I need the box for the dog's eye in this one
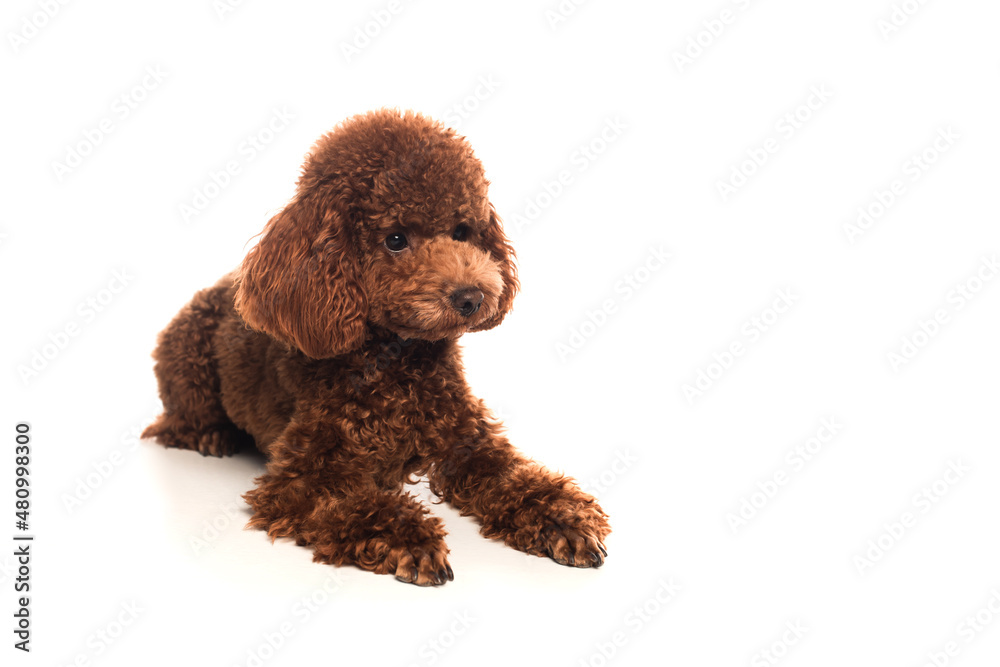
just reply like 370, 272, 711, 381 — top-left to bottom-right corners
452, 224, 470, 242
384, 233, 408, 252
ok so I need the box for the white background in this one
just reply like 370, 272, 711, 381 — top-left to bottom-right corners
3, 0, 1000, 665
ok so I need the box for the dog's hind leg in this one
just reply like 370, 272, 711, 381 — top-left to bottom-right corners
142, 281, 252, 457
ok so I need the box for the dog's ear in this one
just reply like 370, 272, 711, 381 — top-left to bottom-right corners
234, 193, 368, 358
471, 203, 519, 331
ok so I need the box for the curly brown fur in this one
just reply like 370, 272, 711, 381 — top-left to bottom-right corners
143, 109, 610, 585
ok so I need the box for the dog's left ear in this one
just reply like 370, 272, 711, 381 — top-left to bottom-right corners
471, 204, 519, 331
234, 192, 368, 358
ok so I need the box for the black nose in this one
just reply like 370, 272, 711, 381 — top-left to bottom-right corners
450, 287, 484, 317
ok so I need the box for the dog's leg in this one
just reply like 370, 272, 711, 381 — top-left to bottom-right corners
243, 435, 453, 586
143, 283, 252, 457
427, 409, 610, 568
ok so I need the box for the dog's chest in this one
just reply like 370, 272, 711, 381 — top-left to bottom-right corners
331, 340, 460, 449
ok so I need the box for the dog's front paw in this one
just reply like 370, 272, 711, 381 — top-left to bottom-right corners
389, 544, 454, 586
540, 519, 608, 568
482, 479, 611, 567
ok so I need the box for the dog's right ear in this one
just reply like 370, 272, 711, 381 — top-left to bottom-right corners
234, 193, 368, 359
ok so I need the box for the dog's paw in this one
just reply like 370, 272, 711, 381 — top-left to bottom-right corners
540, 520, 608, 568
507, 487, 611, 568
143, 415, 250, 457
390, 545, 454, 586
485, 493, 611, 568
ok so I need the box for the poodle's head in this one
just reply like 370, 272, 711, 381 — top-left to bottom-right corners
234, 109, 518, 358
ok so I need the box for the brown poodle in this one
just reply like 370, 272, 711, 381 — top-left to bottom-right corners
143, 109, 610, 585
